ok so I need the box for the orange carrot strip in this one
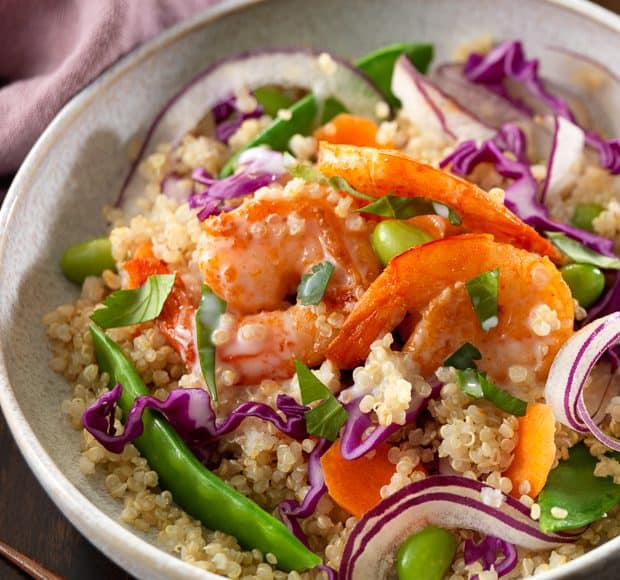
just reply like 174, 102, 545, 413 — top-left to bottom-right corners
504, 403, 557, 499
314, 114, 385, 148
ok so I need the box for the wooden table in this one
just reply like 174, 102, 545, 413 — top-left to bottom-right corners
1, 1, 620, 577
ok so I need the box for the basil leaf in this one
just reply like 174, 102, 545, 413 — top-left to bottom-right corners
546, 232, 620, 270
465, 269, 499, 332
90, 274, 175, 329
195, 285, 226, 403
295, 360, 348, 441
358, 195, 434, 218
297, 262, 335, 306
288, 164, 374, 201
539, 443, 620, 532
455, 368, 527, 416
432, 201, 462, 226
444, 342, 482, 370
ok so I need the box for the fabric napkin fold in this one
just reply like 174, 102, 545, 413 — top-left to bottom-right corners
0, 0, 220, 178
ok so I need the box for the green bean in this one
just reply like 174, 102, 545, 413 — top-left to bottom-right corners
60, 237, 116, 284
560, 263, 606, 308
396, 525, 457, 580
571, 203, 604, 233
371, 220, 433, 266
89, 324, 321, 572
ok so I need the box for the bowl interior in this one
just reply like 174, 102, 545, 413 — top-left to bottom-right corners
1, 0, 619, 578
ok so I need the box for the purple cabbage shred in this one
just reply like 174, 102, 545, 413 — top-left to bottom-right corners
211, 95, 264, 144
83, 384, 309, 456
464, 535, 518, 578
464, 40, 620, 174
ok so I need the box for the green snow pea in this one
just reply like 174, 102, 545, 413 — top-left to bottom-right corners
253, 87, 295, 117
89, 324, 321, 572
61, 237, 116, 284
219, 43, 433, 177
396, 525, 457, 580
538, 443, 620, 533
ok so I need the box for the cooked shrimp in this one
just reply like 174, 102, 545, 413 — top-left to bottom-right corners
317, 142, 563, 262
199, 187, 382, 384
326, 234, 574, 383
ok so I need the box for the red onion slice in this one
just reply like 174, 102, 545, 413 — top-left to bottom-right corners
118, 50, 384, 216
392, 55, 495, 143
545, 312, 620, 448
339, 475, 576, 580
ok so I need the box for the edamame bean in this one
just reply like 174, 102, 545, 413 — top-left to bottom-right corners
371, 220, 433, 266
396, 525, 457, 580
571, 203, 604, 233
61, 237, 116, 284
560, 263, 605, 308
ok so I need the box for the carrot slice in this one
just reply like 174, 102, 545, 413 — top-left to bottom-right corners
504, 403, 557, 499
314, 114, 384, 148
317, 142, 562, 262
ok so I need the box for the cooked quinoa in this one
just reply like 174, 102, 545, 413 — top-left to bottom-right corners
45, 42, 620, 580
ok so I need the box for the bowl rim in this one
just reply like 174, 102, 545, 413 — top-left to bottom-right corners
1, 0, 619, 578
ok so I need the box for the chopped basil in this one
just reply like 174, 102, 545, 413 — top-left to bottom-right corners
295, 360, 348, 441
358, 195, 434, 219
297, 261, 335, 305
195, 285, 227, 402
465, 269, 499, 332
456, 368, 527, 416
546, 232, 620, 270
288, 163, 374, 201
90, 274, 175, 329
539, 443, 620, 532
432, 201, 462, 226
444, 342, 482, 370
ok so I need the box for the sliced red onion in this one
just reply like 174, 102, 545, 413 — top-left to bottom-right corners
339, 379, 441, 460
545, 312, 620, 449
464, 535, 518, 578
83, 384, 309, 455
278, 438, 330, 545
189, 148, 288, 219
464, 41, 620, 174
540, 116, 585, 202
117, 50, 384, 216
392, 55, 495, 142
339, 475, 577, 580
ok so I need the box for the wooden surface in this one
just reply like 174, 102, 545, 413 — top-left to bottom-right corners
1, 1, 620, 578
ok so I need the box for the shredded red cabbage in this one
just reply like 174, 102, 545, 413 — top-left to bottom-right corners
189, 148, 287, 219
464, 535, 518, 578
278, 438, 330, 545
211, 95, 264, 144
83, 384, 309, 456
464, 41, 620, 174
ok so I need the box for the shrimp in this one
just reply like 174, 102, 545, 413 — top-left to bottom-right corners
326, 234, 574, 384
199, 187, 382, 384
317, 142, 563, 262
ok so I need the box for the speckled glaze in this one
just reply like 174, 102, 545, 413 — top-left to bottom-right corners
1, 1, 619, 578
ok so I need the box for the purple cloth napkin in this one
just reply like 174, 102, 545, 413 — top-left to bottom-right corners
0, 0, 220, 178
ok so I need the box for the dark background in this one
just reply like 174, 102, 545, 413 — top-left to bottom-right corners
1, 1, 620, 578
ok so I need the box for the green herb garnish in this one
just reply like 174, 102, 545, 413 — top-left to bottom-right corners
546, 232, 620, 270
297, 262, 335, 306
444, 342, 482, 370
455, 368, 527, 416
358, 195, 433, 219
288, 164, 374, 201
539, 443, 620, 532
432, 202, 462, 226
195, 284, 227, 402
465, 269, 499, 332
90, 274, 175, 329
295, 360, 348, 441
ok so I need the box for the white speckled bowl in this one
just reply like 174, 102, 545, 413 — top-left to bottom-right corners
1, 0, 619, 578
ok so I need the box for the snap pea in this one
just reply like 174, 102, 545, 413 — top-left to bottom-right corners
560, 263, 606, 308
253, 87, 295, 117
89, 324, 321, 572
571, 203, 604, 233
371, 219, 433, 266
220, 43, 433, 177
60, 237, 116, 284
396, 525, 457, 580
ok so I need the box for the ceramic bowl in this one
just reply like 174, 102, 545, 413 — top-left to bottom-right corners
1, 0, 619, 578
